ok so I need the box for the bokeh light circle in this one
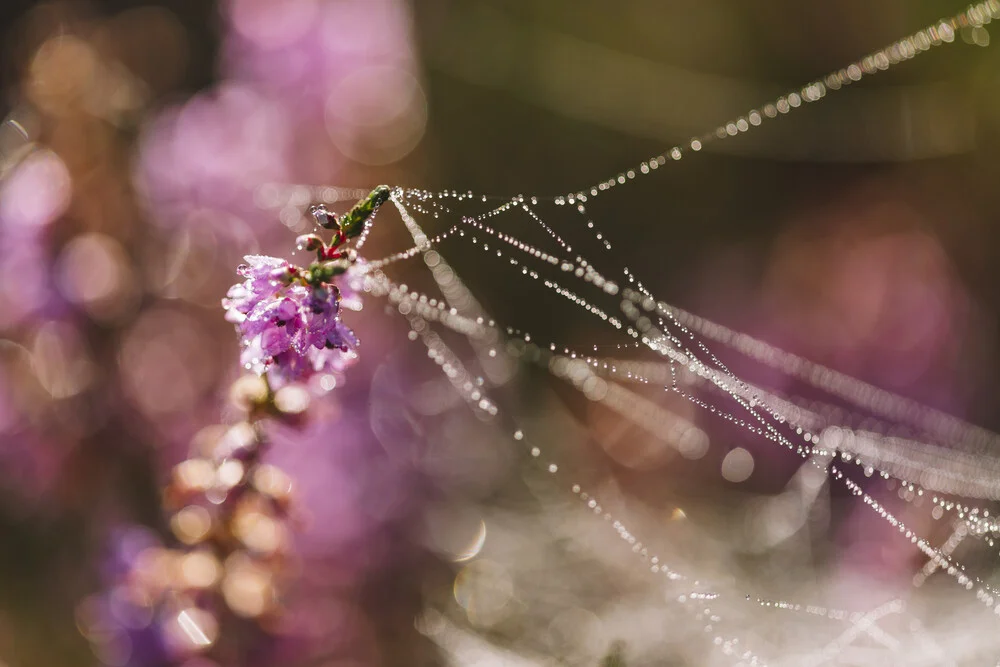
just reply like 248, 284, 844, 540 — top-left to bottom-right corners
325, 66, 427, 166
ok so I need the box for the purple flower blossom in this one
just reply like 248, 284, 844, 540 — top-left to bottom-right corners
223, 254, 359, 386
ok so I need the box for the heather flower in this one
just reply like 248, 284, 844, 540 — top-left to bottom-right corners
222, 188, 391, 387
224, 253, 359, 387
223, 254, 287, 320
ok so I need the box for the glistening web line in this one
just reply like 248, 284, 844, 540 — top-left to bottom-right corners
390, 2, 1000, 204
367, 192, 994, 663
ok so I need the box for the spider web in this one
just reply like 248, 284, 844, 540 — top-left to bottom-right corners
260, 5, 1000, 665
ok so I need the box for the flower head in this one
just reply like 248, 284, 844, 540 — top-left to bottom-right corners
223, 253, 359, 387
222, 187, 390, 387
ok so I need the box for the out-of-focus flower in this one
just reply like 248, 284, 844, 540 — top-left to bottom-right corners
136, 84, 294, 230
0, 148, 71, 329
222, 0, 416, 107
136, 0, 421, 240
82, 371, 321, 665
0, 147, 71, 231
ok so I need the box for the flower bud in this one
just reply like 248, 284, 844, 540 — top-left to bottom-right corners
308, 204, 340, 231
295, 234, 325, 253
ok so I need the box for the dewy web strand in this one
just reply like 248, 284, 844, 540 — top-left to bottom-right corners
398, 188, 1000, 630
384, 174, 1000, 615
374, 190, 999, 662
369, 187, 1000, 605
566, 1, 1000, 202
376, 189, 1000, 583
373, 2, 1000, 205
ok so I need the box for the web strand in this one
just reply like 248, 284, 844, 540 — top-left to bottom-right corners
365, 190, 1000, 617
